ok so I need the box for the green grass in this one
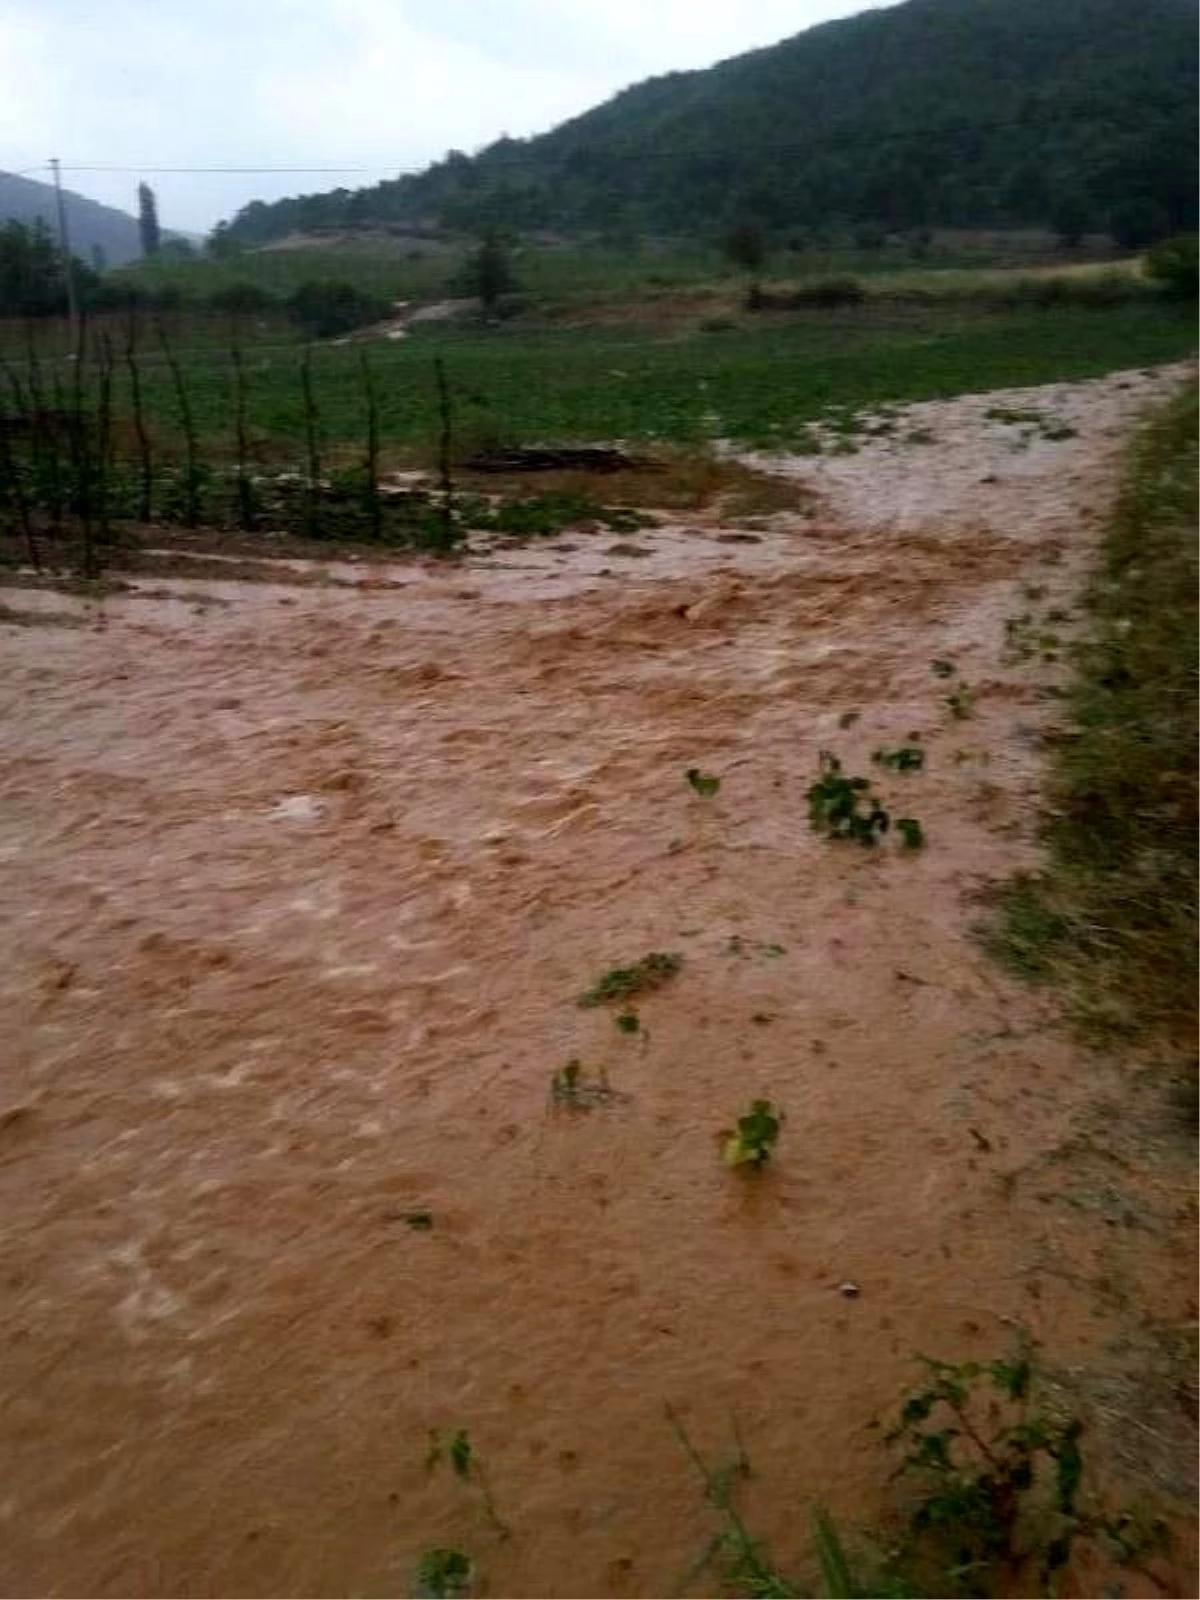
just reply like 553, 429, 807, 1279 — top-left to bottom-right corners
982, 380, 1198, 1053
94, 236, 1025, 305
19, 298, 1194, 464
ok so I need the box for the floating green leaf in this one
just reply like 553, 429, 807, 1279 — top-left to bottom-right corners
872, 745, 925, 772
946, 682, 976, 719
723, 1099, 783, 1168
896, 818, 926, 849
551, 1059, 583, 1101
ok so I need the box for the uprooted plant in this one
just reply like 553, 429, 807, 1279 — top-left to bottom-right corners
945, 682, 977, 720
686, 767, 722, 797
807, 752, 924, 849
872, 745, 925, 772
723, 1099, 784, 1169
549, 1058, 624, 1110
578, 950, 682, 1008
426, 1428, 509, 1538
413, 1547, 473, 1599
807, 752, 891, 844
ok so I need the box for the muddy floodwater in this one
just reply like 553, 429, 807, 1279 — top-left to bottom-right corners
0, 367, 1194, 1598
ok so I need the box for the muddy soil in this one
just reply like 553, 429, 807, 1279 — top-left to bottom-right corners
0, 365, 1194, 1598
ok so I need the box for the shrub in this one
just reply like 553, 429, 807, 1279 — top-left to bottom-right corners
747, 277, 866, 312
1145, 235, 1199, 298
790, 275, 866, 308
1109, 197, 1171, 251
999, 273, 1146, 309
722, 219, 769, 276
207, 281, 280, 315
454, 230, 518, 317
286, 279, 392, 339
84, 279, 186, 313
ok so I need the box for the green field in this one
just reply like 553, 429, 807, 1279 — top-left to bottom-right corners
1, 271, 1193, 566
72, 298, 1198, 462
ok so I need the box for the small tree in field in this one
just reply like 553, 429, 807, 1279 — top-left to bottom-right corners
138, 182, 161, 257
1109, 197, 1170, 251
1145, 234, 1198, 298
458, 229, 517, 318
1051, 193, 1090, 250
722, 218, 768, 278
286, 279, 391, 339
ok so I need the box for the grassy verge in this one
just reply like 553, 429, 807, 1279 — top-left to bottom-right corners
983, 379, 1198, 1057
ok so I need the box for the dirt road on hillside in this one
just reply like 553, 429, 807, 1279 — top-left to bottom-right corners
0, 365, 1194, 1598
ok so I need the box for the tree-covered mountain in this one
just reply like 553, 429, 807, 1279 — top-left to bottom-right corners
0, 172, 149, 268
222, 0, 1196, 249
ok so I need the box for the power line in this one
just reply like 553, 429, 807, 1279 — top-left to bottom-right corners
48, 164, 401, 176
6, 110, 1181, 243
17, 110, 1183, 183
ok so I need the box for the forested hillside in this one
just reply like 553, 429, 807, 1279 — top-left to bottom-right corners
0, 172, 144, 267
222, 0, 1196, 247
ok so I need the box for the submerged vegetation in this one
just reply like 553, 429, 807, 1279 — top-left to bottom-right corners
428, 1353, 1165, 1599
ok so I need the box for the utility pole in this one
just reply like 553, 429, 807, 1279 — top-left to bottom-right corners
49, 157, 80, 350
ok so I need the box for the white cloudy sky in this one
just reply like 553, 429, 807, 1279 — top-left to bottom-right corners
0, 0, 889, 234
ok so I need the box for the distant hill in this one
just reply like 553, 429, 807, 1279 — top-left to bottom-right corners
0, 172, 146, 267
222, 0, 1197, 247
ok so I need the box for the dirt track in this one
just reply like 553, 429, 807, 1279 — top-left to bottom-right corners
0, 365, 1194, 1598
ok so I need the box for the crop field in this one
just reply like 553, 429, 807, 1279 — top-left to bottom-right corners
4, 297, 1195, 461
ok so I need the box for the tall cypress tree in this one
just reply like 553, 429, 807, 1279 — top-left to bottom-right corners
137, 182, 161, 257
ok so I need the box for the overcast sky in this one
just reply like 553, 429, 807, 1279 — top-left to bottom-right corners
0, 0, 890, 235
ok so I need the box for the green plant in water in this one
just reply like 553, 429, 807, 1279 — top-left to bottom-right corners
723, 1099, 783, 1168
946, 683, 976, 720
667, 1406, 801, 1597
426, 1428, 509, 1537
872, 745, 926, 772
884, 1354, 1125, 1594
668, 1412, 898, 1597
578, 950, 682, 1007
615, 1010, 640, 1034
807, 752, 890, 844
686, 766, 722, 797
551, 1058, 584, 1104
931, 659, 957, 679
414, 1547, 473, 1599
896, 818, 926, 849
549, 1058, 622, 1111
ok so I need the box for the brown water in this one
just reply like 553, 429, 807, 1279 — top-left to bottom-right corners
0, 367, 1194, 1598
